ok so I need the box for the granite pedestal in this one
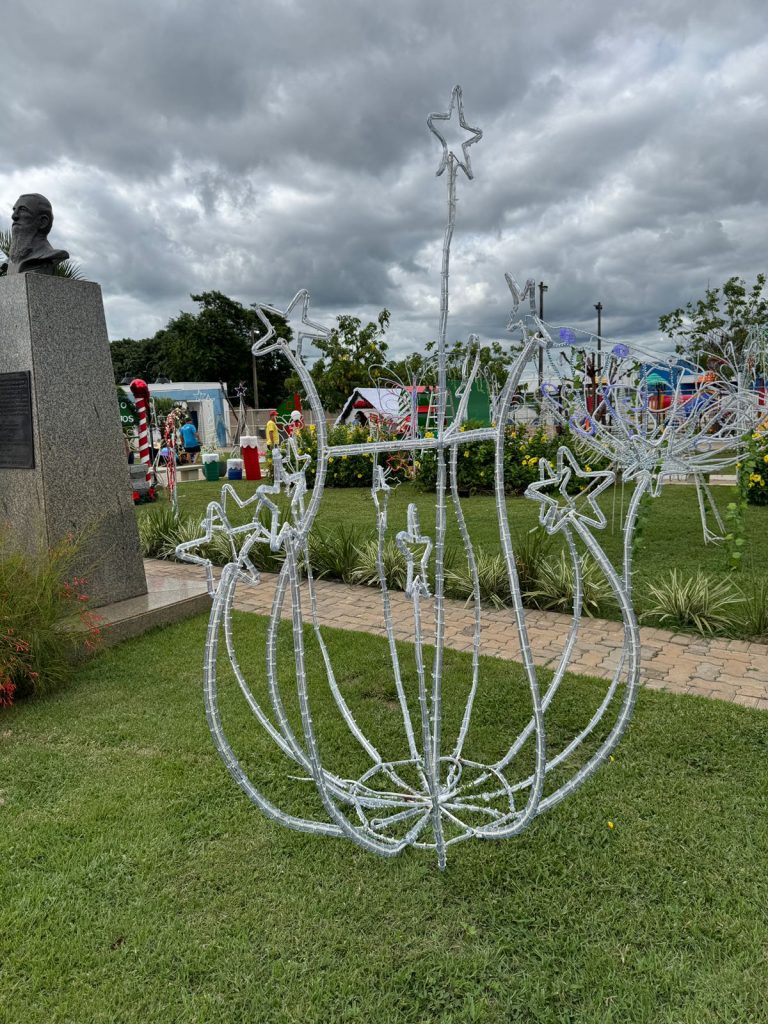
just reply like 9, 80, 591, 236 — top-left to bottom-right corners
0, 274, 147, 608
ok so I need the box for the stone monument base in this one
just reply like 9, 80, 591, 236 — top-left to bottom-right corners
0, 274, 147, 608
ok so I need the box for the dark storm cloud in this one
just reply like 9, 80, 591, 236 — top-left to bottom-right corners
1, 0, 766, 354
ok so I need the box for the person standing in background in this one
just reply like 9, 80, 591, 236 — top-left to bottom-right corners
179, 417, 201, 463
265, 411, 280, 449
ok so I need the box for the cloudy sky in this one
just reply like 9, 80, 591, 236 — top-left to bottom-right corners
2, 1, 766, 360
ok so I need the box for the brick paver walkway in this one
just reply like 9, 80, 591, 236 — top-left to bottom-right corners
146, 560, 768, 710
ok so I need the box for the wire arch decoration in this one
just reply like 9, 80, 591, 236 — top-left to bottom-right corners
177, 86, 757, 868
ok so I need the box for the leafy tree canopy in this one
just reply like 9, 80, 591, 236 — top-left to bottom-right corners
288, 309, 391, 410
110, 336, 167, 384
659, 274, 768, 363
109, 291, 293, 407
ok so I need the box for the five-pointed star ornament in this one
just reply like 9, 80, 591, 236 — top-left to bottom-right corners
427, 84, 483, 179
256, 289, 331, 360
396, 503, 434, 598
525, 447, 614, 536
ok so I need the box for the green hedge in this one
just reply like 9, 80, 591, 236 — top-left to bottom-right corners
418, 424, 602, 495
267, 422, 601, 496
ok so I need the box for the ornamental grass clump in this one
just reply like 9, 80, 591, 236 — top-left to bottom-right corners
644, 569, 742, 634
528, 550, 612, 617
350, 538, 409, 591
733, 577, 768, 640
445, 549, 511, 609
0, 528, 102, 705
306, 526, 367, 583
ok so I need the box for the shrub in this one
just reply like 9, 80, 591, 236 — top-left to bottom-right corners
417, 425, 604, 496
733, 577, 768, 639
287, 424, 414, 489
350, 538, 409, 591
445, 549, 511, 609
528, 550, 612, 617
644, 569, 742, 634
306, 526, 367, 583
0, 529, 102, 704
741, 427, 768, 506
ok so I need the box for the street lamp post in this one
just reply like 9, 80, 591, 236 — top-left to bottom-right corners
594, 301, 603, 379
538, 281, 549, 387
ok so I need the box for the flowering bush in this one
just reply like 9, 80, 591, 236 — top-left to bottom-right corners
418, 424, 599, 495
267, 423, 416, 488
0, 529, 102, 706
741, 426, 768, 506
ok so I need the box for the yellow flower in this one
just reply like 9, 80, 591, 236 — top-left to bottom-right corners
342, 455, 348, 460
464, 451, 469, 458
459, 425, 465, 433
763, 454, 768, 463
607, 821, 615, 830
329, 457, 334, 464
585, 465, 592, 473
357, 473, 362, 478
425, 431, 434, 439
736, 462, 742, 469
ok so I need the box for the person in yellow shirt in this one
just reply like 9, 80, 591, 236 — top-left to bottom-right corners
265, 411, 280, 449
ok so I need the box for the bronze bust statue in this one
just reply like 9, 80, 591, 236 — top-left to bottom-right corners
1, 194, 69, 276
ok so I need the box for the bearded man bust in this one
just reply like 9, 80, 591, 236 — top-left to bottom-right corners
1, 193, 69, 276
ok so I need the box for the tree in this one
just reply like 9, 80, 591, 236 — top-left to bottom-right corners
659, 274, 768, 363
156, 291, 292, 406
109, 336, 169, 384
290, 309, 390, 410
388, 337, 515, 390
0, 227, 83, 279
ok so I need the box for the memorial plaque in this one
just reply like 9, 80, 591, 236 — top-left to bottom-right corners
0, 371, 35, 469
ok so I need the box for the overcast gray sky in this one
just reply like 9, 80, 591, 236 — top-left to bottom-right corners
1, 1, 766, 359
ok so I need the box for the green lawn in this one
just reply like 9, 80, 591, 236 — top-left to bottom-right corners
2, 614, 768, 1023
140, 477, 768, 599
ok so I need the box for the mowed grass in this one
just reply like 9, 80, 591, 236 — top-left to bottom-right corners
143, 477, 768, 596
2, 613, 768, 1023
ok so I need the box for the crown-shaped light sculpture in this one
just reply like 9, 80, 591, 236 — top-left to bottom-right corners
178, 87, 762, 868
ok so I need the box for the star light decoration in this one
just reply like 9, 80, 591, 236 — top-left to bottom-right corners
177, 85, 758, 870
256, 289, 331, 361
527, 448, 613, 535
427, 84, 483, 179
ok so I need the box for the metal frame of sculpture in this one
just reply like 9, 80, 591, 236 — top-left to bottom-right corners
178, 87, 758, 868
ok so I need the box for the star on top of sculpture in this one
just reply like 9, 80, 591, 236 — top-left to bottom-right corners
525, 447, 614, 536
256, 289, 331, 361
427, 85, 482, 179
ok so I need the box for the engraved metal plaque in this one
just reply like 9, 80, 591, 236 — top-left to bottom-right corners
0, 371, 35, 469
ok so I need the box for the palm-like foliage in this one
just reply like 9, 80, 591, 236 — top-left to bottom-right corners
0, 227, 83, 279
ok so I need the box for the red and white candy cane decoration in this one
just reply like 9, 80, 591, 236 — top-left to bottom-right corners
129, 378, 152, 484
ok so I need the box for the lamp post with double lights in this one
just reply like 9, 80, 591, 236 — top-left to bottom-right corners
594, 302, 603, 379
538, 281, 549, 387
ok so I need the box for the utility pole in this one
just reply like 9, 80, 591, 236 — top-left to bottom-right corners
538, 280, 549, 387
251, 355, 260, 414
594, 301, 603, 379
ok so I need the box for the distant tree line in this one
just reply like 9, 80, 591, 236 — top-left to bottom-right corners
109, 292, 518, 412
111, 275, 768, 413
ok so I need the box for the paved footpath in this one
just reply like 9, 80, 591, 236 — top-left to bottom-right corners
146, 560, 768, 710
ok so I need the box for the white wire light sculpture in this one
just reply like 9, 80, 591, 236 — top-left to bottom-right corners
177, 87, 758, 868
531, 324, 762, 545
